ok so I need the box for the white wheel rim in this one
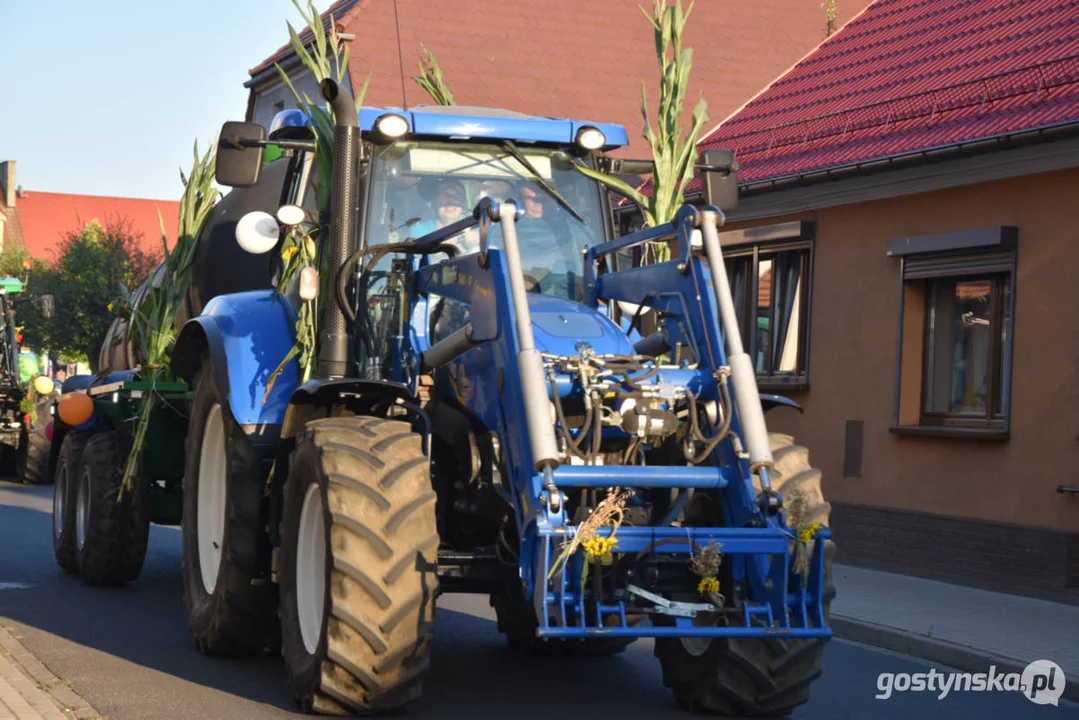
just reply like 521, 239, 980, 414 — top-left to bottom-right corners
297, 482, 326, 654
197, 404, 228, 595
75, 467, 90, 552
53, 460, 67, 540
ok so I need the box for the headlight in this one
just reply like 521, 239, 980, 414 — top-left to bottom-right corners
576, 126, 606, 150
376, 113, 409, 138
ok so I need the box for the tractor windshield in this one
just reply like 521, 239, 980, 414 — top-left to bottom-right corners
365, 141, 609, 301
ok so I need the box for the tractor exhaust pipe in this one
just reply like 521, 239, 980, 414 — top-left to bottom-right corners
698, 210, 775, 489
316, 78, 359, 379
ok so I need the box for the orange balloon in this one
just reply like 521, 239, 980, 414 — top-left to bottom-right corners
58, 392, 94, 426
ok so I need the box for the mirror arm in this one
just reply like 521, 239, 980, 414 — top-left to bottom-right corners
227, 138, 317, 153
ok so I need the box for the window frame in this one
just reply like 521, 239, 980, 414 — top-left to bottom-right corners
719, 221, 816, 391
888, 226, 1018, 441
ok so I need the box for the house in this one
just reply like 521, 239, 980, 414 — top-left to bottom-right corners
0, 160, 181, 262
658, 0, 1079, 604
243, 0, 874, 154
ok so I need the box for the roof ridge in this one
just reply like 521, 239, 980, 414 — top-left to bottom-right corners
19, 190, 182, 204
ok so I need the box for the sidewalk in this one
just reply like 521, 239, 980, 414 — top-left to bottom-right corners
831, 563, 1079, 702
0, 625, 98, 720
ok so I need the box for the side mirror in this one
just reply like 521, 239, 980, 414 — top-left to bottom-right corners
217, 121, 266, 188
699, 149, 739, 213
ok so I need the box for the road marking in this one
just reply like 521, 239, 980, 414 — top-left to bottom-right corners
0, 583, 36, 590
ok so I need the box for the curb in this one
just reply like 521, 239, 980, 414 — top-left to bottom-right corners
832, 615, 1079, 704
0, 625, 102, 719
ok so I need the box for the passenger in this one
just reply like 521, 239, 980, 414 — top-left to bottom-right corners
410, 177, 480, 255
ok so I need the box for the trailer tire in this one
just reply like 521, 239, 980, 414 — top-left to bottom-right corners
181, 362, 278, 657
52, 431, 90, 573
653, 433, 834, 717
489, 587, 637, 657
279, 416, 439, 715
17, 425, 51, 485
73, 431, 150, 585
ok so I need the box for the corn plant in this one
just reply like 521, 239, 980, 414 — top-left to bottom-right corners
574, 0, 709, 262
266, 0, 371, 399
120, 141, 219, 498
412, 44, 455, 106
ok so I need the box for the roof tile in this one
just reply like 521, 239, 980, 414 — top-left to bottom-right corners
693, 0, 1079, 189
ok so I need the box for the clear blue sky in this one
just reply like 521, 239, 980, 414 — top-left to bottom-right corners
0, 0, 310, 200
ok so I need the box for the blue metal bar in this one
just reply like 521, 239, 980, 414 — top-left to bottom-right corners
537, 627, 833, 639
553, 465, 727, 488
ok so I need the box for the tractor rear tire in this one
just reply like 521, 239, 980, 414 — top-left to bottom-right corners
279, 416, 439, 715
490, 587, 637, 657
17, 424, 51, 485
653, 432, 835, 717
181, 362, 279, 657
73, 431, 150, 586
52, 430, 90, 573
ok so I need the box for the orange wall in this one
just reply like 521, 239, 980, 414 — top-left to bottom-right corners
728, 167, 1079, 532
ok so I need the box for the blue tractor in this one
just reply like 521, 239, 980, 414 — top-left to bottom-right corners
166, 79, 834, 716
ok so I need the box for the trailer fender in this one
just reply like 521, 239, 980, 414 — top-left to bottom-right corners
171, 290, 299, 429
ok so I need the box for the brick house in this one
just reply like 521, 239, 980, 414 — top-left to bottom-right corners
0, 160, 180, 262
635, 0, 1079, 603
243, 0, 874, 156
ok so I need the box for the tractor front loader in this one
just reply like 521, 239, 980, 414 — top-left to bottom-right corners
54, 75, 834, 717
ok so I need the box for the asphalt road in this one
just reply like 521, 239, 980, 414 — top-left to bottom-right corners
1, 478, 1076, 720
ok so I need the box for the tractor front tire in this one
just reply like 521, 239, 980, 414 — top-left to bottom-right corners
181, 362, 278, 657
279, 416, 439, 715
73, 431, 150, 585
52, 430, 90, 573
653, 432, 835, 717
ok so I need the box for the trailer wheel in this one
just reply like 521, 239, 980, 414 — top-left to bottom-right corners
181, 362, 278, 656
489, 587, 638, 656
73, 431, 150, 585
52, 431, 90, 573
279, 416, 439, 715
653, 433, 835, 717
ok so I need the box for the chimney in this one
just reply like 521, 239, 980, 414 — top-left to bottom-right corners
0, 161, 14, 208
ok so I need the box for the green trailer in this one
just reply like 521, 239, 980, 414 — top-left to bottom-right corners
50, 377, 190, 582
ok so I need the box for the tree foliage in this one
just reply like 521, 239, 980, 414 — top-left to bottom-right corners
17, 217, 160, 369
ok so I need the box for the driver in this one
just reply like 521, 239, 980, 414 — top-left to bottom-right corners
513, 181, 581, 299
410, 177, 480, 255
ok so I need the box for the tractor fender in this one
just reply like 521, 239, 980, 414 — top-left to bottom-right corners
760, 393, 804, 414
278, 378, 418, 441
171, 290, 300, 429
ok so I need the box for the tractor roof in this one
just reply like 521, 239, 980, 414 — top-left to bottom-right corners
268, 106, 628, 150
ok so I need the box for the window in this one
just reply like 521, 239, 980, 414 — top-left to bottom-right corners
889, 226, 1017, 439
720, 221, 814, 389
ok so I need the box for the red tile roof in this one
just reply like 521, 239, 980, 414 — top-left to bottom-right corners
692, 0, 1079, 191
247, 0, 874, 158
248, 0, 365, 77
14, 191, 181, 262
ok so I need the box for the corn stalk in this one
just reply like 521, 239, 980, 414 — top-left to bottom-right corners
120, 142, 219, 498
574, 0, 708, 262
412, 44, 455, 106
264, 0, 371, 401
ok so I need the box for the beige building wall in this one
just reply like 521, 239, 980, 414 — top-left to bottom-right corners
725, 167, 1079, 532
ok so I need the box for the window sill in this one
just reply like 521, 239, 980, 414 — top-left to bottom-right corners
757, 378, 809, 393
888, 425, 1009, 441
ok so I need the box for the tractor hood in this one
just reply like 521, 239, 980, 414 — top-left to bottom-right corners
525, 294, 634, 357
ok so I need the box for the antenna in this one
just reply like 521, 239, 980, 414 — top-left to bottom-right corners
392, 0, 408, 110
